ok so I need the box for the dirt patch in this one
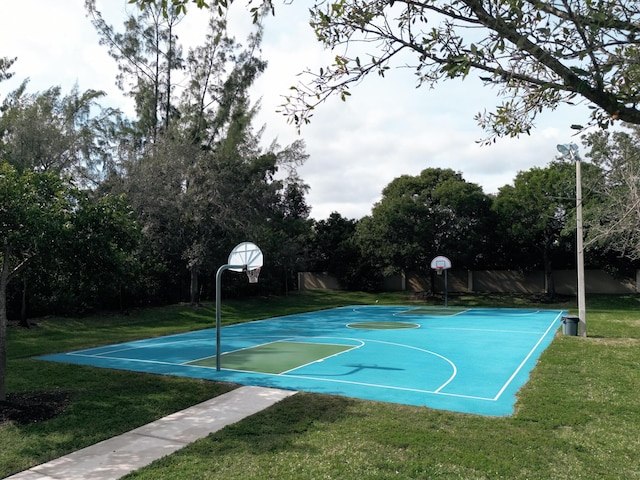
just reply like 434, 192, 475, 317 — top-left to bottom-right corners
0, 391, 72, 426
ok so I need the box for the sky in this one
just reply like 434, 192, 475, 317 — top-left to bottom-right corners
0, 0, 591, 220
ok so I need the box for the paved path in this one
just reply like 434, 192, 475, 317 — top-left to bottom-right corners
6, 386, 297, 480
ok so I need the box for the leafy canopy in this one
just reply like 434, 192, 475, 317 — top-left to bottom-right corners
131, 0, 640, 142
584, 125, 640, 261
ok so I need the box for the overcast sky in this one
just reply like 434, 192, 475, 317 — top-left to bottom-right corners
1, 0, 591, 220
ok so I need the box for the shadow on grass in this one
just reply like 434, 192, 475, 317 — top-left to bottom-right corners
176, 392, 355, 457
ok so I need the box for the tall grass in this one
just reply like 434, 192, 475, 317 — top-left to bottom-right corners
2, 291, 639, 479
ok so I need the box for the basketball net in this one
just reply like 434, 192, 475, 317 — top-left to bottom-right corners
436, 267, 444, 276
246, 267, 261, 284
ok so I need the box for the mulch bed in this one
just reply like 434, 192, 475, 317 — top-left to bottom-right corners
0, 391, 72, 426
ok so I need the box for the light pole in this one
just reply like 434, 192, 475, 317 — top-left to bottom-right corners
557, 143, 586, 337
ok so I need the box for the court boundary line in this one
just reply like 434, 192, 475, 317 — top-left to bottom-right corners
421, 326, 549, 334
65, 352, 191, 367
267, 371, 493, 401
350, 306, 470, 318
491, 311, 564, 401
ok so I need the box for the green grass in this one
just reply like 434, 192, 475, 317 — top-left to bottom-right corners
2, 291, 640, 479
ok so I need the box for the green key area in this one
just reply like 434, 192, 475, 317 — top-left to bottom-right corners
189, 341, 354, 374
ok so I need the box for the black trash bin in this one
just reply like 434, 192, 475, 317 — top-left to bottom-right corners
562, 316, 579, 336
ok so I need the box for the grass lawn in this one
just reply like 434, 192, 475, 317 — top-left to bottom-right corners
2, 291, 640, 479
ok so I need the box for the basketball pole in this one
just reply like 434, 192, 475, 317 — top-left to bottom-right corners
215, 264, 245, 371
431, 256, 452, 309
444, 269, 448, 308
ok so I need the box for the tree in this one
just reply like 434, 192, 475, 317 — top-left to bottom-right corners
133, 0, 267, 22
356, 168, 494, 280
308, 212, 366, 290
287, 1, 640, 141
86, 0, 185, 145
310, 212, 356, 273
0, 82, 120, 185
0, 163, 73, 400
134, 0, 640, 141
264, 166, 313, 294
492, 162, 579, 297
0, 56, 15, 84
0, 162, 142, 399
99, 2, 313, 299
50, 193, 142, 314
583, 125, 640, 261
89, 2, 276, 302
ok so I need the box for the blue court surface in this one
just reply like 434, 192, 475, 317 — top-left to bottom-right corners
39, 306, 564, 416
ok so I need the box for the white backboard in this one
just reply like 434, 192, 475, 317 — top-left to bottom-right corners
228, 242, 263, 272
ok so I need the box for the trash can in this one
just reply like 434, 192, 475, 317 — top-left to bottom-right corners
562, 316, 579, 336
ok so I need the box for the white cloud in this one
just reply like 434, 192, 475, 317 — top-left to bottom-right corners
1, 0, 592, 220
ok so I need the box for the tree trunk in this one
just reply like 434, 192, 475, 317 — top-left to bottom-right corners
0, 245, 11, 401
284, 265, 289, 296
19, 275, 29, 328
190, 267, 199, 306
430, 269, 437, 296
543, 234, 556, 301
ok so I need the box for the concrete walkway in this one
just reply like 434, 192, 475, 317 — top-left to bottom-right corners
7, 386, 297, 480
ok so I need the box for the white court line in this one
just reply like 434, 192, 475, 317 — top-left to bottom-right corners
186, 338, 285, 365
276, 337, 458, 394
70, 336, 216, 359
66, 352, 183, 367
71, 345, 144, 357
272, 372, 494, 401
491, 311, 564, 401
393, 309, 468, 318
185, 336, 364, 366
70, 333, 459, 397
280, 342, 363, 375
188, 333, 460, 397
67, 347, 138, 358
76, 332, 324, 365
424, 326, 548, 335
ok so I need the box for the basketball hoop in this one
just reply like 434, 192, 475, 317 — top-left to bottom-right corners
430, 255, 452, 308
246, 267, 261, 284
216, 242, 264, 371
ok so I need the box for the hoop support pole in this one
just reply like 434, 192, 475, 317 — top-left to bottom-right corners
215, 264, 245, 371
444, 269, 448, 308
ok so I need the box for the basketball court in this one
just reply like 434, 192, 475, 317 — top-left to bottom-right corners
39, 305, 564, 416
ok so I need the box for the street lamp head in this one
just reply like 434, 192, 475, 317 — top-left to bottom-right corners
557, 143, 580, 160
